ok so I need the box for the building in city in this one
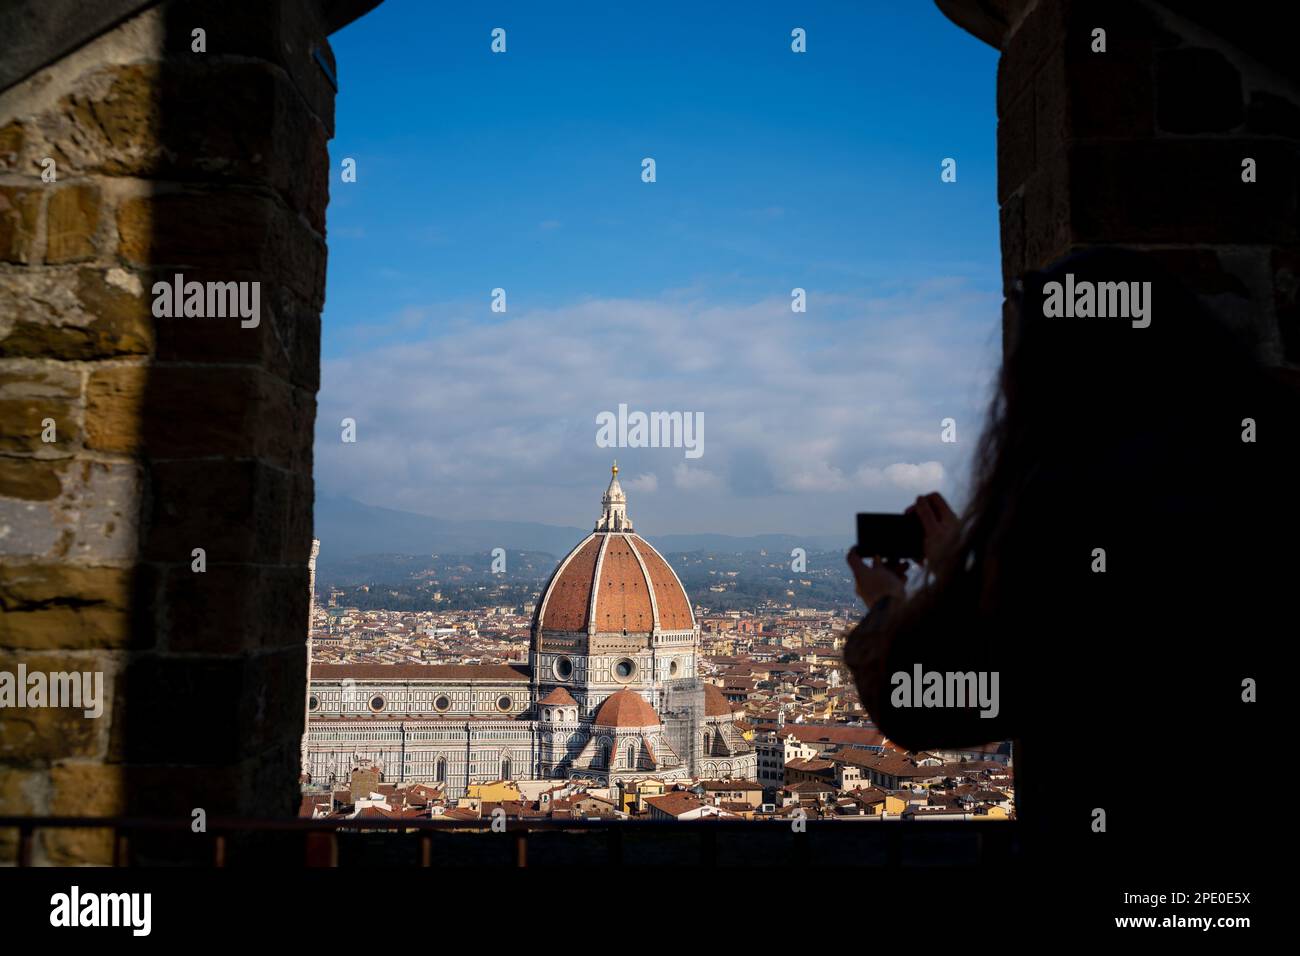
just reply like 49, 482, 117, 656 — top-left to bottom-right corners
304, 465, 758, 798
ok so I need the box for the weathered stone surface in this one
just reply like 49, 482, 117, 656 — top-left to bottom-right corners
49, 761, 125, 815
0, 267, 153, 359
0, 185, 42, 264
153, 280, 321, 390
0, 766, 39, 814
0, 364, 81, 455
0, 0, 343, 865
998, 189, 1025, 294
164, 564, 309, 654
997, 0, 1062, 114
43, 762, 125, 863
0, 459, 140, 564
117, 190, 326, 305
0, 766, 40, 856
136, 365, 315, 471
40, 61, 329, 231
85, 364, 146, 453
44, 181, 101, 262
141, 459, 293, 564
160, 1, 338, 137
0, 121, 23, 170
1020, 148, 1071, 270
0, 564, 137, 649
0, 653, 105, 761
0, 458, 65, 500
997, 84, 1034, 205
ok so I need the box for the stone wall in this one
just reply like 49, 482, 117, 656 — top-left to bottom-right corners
0, 0, 346, 863
988, 0, 1300, 366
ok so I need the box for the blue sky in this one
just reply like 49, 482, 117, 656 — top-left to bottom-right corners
318, 0, 1003, 538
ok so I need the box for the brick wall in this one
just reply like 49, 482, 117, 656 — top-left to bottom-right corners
992, 0, 1300, 366
0, 1, 341, 863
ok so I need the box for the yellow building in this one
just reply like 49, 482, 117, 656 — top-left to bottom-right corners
459, 779, 522, 810
618, 778, 668, 814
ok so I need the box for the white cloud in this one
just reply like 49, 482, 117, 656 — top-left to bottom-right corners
316, 282, 1000, 534
625, 473, 658, 493
672, 463, 724, 491
855, 461, 947, 492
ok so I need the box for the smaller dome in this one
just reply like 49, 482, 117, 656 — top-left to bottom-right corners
538, 687, 577, 707
704, 683, 733, 717
593, 689, 660, 728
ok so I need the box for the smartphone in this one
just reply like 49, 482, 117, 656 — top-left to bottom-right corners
856, 512, 924, 561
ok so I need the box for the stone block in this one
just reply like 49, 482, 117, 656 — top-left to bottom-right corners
0, 364, 81, 455
0, 185, 41, 264
85, 364, 147, 453
44, 182, 101, 263
0, 267, 154, 360
0, 652, 106, 761
0, 564, 139, 650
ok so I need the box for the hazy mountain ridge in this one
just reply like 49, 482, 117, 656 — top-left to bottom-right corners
314, 495, 849, 567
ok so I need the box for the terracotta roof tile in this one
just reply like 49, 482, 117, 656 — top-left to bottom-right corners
595, 535, 653, 632
538, 686, 578, 706
629, 535, 694, 630
592, 689, 660, 728
537, 535, 602, 633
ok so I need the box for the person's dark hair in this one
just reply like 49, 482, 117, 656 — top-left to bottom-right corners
885, 245, 1297, 638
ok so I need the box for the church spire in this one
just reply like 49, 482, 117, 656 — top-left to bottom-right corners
595, 461, 632, 532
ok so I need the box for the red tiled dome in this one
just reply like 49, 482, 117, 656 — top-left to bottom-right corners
534, 532, 694, 636
538, 686, 577, 707
704, 683, 733, 717
592, 689, 660, 728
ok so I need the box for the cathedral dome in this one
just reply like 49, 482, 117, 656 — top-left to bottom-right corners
533, 464, 695, 638
592, 689, 661, 728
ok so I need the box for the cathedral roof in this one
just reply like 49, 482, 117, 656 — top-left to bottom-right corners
592, 689, 661, 728
538, 686, 578, 706
533, 465, 695, 637
310, 663, 529, 683
704, 683, 733, 717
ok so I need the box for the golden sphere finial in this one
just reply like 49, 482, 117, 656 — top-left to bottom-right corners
612, 459, 619, 476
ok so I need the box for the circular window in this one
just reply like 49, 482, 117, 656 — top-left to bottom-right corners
614, 658, 636, 682
554, 656, 573, 680
369, 695, 385, 712
497, 695, 513, 712
434, 695, 450, 712
308, 694, 319, 711
668, 660, 679, 677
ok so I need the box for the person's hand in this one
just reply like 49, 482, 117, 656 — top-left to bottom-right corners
906, 492, 960, 568
845, 547, 908, 609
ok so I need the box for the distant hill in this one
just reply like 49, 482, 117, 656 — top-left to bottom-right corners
313, 495, 848, 566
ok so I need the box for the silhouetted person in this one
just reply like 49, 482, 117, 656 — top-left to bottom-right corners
846, 247, 1296, 881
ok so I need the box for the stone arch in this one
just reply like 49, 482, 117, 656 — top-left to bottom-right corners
5, 0, 1295, 868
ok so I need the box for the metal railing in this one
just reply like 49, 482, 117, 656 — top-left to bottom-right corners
0, 814, 1016, 867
